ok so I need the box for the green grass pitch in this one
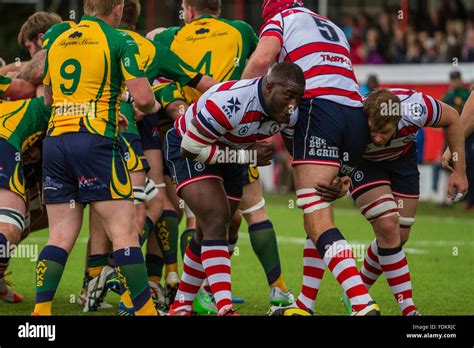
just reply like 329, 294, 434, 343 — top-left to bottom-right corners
2, 194, 473, 316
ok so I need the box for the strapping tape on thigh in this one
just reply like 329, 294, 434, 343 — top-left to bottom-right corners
0, 208, 25, 231
296, 189, 331, 214
133, 186, 146, 204
239, 198, 265, 215
399, 216, 415, 228
360, 194, 399, 223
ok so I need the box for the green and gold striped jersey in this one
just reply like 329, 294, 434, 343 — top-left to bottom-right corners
154, 14, 258, 102
117, 27, 200, 135
42, 21, 76, 50
152, 80, 187, 134
0, 75, 12, 98
0, 97, 51, 152
43, 16, 146, 140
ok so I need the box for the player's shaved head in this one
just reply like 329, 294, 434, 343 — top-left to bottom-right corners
183, 0, 221, 15
267, 62, 306, 90
364, 89, 402, 132
263, 62, 305, 124
84, 0, 124, 16
18, 12, 62, 48
121, 0, 141, 28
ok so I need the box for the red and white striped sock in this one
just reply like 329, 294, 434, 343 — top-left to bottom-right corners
296, 238, 326, 311
378, 246, 417, 316
360, 239, 383, 289
170, 238, 205, 313
316, 228, 373, 312
201, 240, 232, 313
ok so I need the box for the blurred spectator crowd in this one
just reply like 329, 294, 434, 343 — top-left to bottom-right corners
341, 0, 474, 64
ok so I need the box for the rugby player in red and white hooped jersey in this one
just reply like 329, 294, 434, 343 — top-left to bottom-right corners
287, 88, 468, 316
164, 62, 305, 316
340, 89, 468, 316
243, 1, 379, 315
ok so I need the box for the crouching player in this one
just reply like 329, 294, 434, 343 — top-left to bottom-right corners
164, 62, 305, 316
344, 89, 468, 315
0, 97, 51, 303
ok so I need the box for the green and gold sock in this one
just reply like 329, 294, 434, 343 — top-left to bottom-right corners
113, 247, 156, 316
249, 220, 287, 291
180, 229, 195, 260
155, 210, 179, 278
139, 216, 155, 246
34, 245, 69, 315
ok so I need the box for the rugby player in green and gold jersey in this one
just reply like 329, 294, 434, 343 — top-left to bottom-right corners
0, 97, 51, 304
34, 0, 160, 316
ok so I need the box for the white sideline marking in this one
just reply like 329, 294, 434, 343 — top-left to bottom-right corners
335, 207, 474, 225
25, 234, 473, 252
239, 233, 473, 248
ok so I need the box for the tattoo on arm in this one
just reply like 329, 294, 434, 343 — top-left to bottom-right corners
17, 49, 46, 85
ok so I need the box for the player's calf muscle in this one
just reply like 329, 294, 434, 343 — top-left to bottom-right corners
304, 208, 336, 239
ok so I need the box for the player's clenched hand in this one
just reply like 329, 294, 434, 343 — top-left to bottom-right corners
23, 146, 41, 165
315, 176, 351, 202
442, 148, 455, 171
251, 141, 275, 166
118, 113, 129, 133
132, 103, 146, 123
447, 170, 469, 203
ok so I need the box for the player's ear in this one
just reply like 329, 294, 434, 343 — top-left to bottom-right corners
37, 33, 45, 47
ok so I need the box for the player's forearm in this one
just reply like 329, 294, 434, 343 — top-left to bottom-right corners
241, 37, 282, 79
166, 100, 188, 121
136, 99, 160, 115
126, 78, 160, 114
241, 55, 273, 79
194, 75, 218, 94
443, 110, 466, 173
460, 92, 474, 138
0, 61, 24, 75
4, 78, 37, 100
17, 50, 46, 86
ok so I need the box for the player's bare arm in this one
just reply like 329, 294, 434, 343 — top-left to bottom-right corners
241, 36, 282, 79
194, 75, 219, 94
460, 91, 474, 138
0, 61, 26, 75
126, 77, 161, 115
166, 100, 188, 121
16, 49, 46, 85
3, 77, 36, 100
442, 91, 474, 168
437, 102, 469, 200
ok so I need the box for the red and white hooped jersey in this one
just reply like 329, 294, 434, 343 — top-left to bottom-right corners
174, 78, 297, 150
260, 6, 363, 107
363, 88, 443, 162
